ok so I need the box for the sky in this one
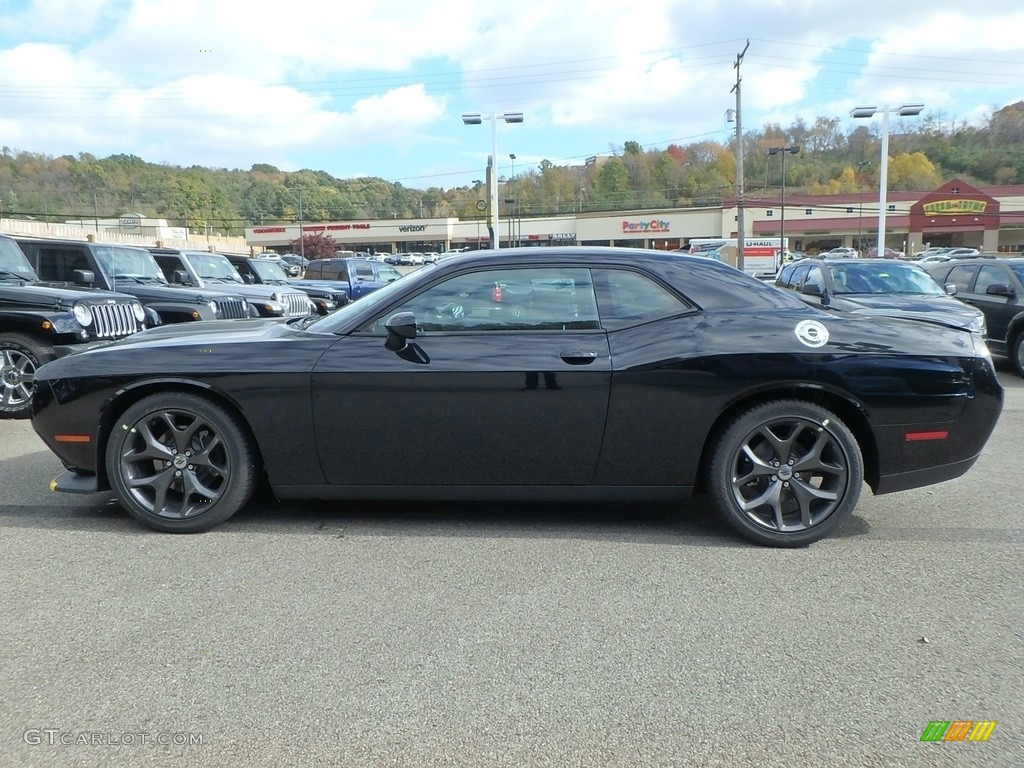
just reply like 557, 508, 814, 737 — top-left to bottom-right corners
1, 0, 1023, 191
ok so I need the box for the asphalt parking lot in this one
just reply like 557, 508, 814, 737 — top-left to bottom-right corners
1, 363, 1021, 767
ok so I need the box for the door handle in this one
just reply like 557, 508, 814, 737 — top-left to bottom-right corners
560, 350, 598, 365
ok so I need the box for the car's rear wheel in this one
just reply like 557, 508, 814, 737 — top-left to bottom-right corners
707, 400, 863, 547
0, 334, 55, 420
1011, 332, 1024, 377
106, 393, 261, 532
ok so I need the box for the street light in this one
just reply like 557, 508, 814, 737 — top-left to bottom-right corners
855, 160, 871, 253
850, 103, 924, 256
509, 153, 517, 246
767, 145, 800, 264
462, 111, 524, 249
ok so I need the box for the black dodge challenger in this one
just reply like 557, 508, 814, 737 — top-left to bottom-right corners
30, 247, 1003, 547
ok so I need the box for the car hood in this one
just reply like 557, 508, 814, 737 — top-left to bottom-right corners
829, 294, 983, 331
97, 318, 290, 347
108, 282, 235, 304
0, 281, 135, 306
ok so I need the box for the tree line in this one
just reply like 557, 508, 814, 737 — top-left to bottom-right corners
1, 102, 1021, 237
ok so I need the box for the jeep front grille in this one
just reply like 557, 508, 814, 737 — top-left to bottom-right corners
281, 292, 313, 317
89, 303, 140, 339
214, 297, 248, 319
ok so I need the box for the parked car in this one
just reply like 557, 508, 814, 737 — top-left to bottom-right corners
16, 237, 251, 323
279, 254, 309, 277
0, 234, 149, 419
863, 247, 905, 259
821, 247, 859, 259
225, 254, 347, 315
32, 247, 1002, 548
296, 257, 403, 302
775, 258, 985, 336
253, 252, 301, 277
148, 248, 315, 319
924, 257, 1024, 376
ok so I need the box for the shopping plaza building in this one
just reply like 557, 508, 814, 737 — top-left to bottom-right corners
245, 179, 1024, 256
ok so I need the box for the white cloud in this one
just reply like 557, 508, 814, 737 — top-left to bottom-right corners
1, 1, 1022, 184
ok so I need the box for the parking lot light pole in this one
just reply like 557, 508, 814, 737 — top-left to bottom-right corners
462, 111, 524, 249
767, 145, 799, 264
851, 103, 924, 256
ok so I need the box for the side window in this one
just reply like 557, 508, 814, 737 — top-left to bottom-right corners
154, 257, 179, 281
802, 265, 824, 291
593, 268, 693, 329
36, 248, 91, 282
776, 264, 796, 288
974, 265, 1006, 294
785, 264, 810, 292
365, 267, 600, 333
945, 265, 978, 293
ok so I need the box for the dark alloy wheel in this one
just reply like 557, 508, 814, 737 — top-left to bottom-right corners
0, 334, 55, 420
707, 400, 863, 547
106, 393, 260, 532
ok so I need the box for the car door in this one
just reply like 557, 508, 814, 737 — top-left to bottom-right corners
964, 263, 1019, 351
311, 265, 611, 486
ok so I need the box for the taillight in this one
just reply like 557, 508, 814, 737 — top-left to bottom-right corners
491, 284, 503, 302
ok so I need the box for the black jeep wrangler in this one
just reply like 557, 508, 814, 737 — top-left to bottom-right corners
0, 234, 149, 418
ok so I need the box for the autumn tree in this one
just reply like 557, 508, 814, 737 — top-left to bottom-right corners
289, 232, 336, 260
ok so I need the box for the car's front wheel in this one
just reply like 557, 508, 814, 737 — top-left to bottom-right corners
706, 400, 863, 547
106, 393, 261, 532
0, 334, 55, 420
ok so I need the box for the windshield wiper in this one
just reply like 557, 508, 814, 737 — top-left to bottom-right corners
0, 270, 32, 281
112, 274, 145, 283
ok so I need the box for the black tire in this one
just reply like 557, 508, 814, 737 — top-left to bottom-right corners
105, 392, 261, 533
1011, 332, 1024, 378
706, 400, 864, 547
0, 334, 55, 420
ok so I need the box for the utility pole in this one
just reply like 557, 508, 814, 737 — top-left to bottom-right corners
730, 39, 749, 273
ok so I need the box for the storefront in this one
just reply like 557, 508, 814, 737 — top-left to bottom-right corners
245, 179, 1024, 255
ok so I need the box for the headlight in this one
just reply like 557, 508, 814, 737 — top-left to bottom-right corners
209, 300, 220, 316
132, 302, 146, 322
968, 314, 986, 336
72, 303, 93, 326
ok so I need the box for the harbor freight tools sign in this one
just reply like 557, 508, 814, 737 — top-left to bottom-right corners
920, 720, 996, 742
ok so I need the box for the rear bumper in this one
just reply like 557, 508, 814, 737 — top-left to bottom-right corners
874, 454, 980, 495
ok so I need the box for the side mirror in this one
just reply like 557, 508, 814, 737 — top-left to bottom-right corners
801, 283, 823, 296
985, 283, 1015, 298
384, 311, 430, 364
944, 283, 958, 296
172, 269, 189, 285
73, 269, 95, 286
384, 311, 417, 350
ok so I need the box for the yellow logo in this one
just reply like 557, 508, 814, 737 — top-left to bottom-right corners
922, 199, 987, 215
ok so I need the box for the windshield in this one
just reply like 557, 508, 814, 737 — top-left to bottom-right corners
828, 263, 944, 296
250, 260, 289, 281
94, 246, 167, 282
185, 252, 245, 283
308, 264, 436, 333
377, 265, 403, 282
0, 238, 39, 279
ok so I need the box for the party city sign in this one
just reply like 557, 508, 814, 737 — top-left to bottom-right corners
622, 219, 671, 233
